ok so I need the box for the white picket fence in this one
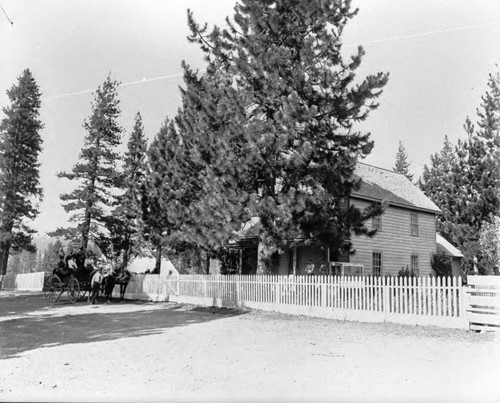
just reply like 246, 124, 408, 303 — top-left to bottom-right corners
166, 274, 468, 329
5, 271, 500, 331
0, 272, 45, 291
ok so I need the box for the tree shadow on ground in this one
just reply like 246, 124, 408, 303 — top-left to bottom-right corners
0, 294, 247, 360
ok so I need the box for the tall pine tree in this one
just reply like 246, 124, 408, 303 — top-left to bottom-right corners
145, 63, 254, 272
183, 0, 388, 271
108, 112, 149, 268
51, 75, 123, 253
0, 69, 44, 275
393, 140, 413, 181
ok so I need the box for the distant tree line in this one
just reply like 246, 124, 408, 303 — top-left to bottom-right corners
419, 70, 500, 275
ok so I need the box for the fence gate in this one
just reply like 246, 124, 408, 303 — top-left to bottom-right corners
466, 276, 500, 331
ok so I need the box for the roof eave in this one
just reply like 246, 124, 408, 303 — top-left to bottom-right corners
350, 193, 441, 215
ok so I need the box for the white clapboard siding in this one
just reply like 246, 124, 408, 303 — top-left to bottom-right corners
170, 274, 467, 329
349, 199, 436, 276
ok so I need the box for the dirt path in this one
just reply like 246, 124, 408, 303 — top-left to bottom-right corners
0, 292, 499, 402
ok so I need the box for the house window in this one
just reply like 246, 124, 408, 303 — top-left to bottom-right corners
410, 212, 419, 236
372, 252, 382, 276
372, 216, 382, 231
411, 254, 419, 276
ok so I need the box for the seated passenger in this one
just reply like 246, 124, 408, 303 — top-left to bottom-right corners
54, 254, 70, 281
67, 254, 78, 272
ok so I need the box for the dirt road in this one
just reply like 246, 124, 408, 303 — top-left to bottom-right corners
0, 291, 499, 402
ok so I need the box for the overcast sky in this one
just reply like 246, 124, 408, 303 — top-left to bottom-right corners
1, 0, 499, 235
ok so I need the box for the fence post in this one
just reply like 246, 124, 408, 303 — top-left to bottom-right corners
459, 283, 470, 328
275, 277, 280, 304
383, 277, 390, 316
321, 276, 326, 307
176, 276, 180, 297
235, 276, 240, 304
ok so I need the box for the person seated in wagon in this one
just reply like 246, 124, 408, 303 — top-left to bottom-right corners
53, 253, 72, 282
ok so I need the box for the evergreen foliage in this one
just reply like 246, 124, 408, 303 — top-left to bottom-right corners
6, 249, 38, 274
420, 69, 500, 274
449, 71, 500, 274
419, 135, 457, 238
145, 64, 249, 271
107, 112, 149, 266
478, 215, 500, 271
39, 239, 64, 273
0, 69, 44, 275
146, 0, 388, 272
393, 140, 413, 181
51, 75, 123, 254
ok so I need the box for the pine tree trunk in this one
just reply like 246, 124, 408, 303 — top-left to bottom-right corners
0, 223, 13, 275
153, 244, 162, 274
0, 238, 11, 275
123, 242, 130, 271
81, 213, 90, 251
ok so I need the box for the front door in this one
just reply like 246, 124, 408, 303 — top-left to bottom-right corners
241, 247, 258, 275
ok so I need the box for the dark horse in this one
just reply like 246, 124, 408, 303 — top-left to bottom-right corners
103, 267, 132, 302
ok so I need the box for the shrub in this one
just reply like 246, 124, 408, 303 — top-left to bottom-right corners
431, 254, 453, 277
398, 265, 418, 277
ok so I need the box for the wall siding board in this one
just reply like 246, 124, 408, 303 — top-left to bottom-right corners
349, 198, 436, 276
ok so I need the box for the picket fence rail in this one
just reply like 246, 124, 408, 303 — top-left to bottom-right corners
165, 274, 468, 329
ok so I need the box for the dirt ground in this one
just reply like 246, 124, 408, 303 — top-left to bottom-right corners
0, 291, 499, 403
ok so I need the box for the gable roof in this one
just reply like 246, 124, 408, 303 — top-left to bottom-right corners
352, 163, 441, 214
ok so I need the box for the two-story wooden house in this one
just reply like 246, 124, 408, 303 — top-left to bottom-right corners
347, 163, 441, 276
234, 163, 441, 276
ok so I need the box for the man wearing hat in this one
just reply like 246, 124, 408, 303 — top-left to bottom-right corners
89, 266, 103, 305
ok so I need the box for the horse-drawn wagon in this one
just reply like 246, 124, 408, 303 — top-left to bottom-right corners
43, 267, 92, 303
43, 260, 132, 304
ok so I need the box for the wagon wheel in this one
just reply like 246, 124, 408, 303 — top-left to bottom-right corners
67, 278, 80, 304
79, 286, 88, 301
79, 280, 90, 301
47, 275, 63, 302
42, 277, 51, 299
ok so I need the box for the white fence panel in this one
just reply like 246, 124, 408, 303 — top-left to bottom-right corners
0, 272, 45, 291
113, 274, 176, 302
466, 276, 500, 331
168, 274, 468, 329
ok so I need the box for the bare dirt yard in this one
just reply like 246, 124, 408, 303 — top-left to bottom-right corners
0, 291, 499, 403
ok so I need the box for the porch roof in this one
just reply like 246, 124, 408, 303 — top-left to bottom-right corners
436, 233, 463, 258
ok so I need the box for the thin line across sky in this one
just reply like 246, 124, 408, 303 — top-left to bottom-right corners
42, 73, 184, 101
345, 21, 499, 47
42, 21, 498, 102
